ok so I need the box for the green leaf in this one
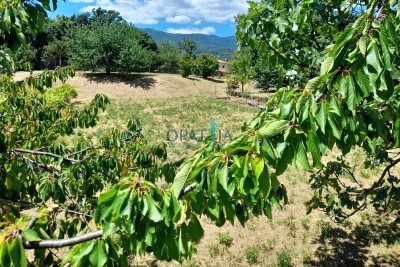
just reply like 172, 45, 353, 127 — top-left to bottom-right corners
315, 103, 327, 133
70, 241, 95, 265
271, 172, 280, 191
187, 216, 204, 242
258, 120, 289, 138
259, 166, 271, 199
296, 142, 310, 170
22, 229, 41, 241
380, 24, 393, 70
144, 195, 163, 222
296, 93, 307, 114
276, 144, 294, 175
172, 160, 193, 199
95, 187, 118, 223
217, 161, 228, 191
39, 0, 51, 10
357, 35, 369, 55
223, 134, 247, 153
89, 241, 108, 267
279, 101, 293, 118
377, 70, 394, 100
346, 75, 356, 112
233, 155, 241, 168
306, 130, 322, 168
8, 239, 28, 267
366, 42, 382, 73
320, 56, 335, 75
251, 156, 264, 180
261, 137, 277, 163
356, 69, 371, 96
328, 113, 341, 139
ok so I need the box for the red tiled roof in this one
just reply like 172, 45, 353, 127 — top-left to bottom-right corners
218, 67, 227, 73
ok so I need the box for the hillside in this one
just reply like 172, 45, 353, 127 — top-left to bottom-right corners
142, 28, 236, 59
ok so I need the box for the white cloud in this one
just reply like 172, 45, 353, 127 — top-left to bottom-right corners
194, 20, 201, 25
69, 0, 95, 2
166, 15, 192, 24
78, 0, 250, 25
167, 26, 216, 35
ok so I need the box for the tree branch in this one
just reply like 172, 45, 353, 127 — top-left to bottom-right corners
12, 148, 84, 163
23, 230, 104, 249
21, 182, 199, 249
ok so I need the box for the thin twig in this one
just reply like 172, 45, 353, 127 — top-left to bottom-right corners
27, 217, 39, 229
12, 148, 83, 163
21, 182, 198, 249
65, 147, 96, 157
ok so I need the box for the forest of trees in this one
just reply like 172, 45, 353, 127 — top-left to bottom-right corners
5, 7, 219, 77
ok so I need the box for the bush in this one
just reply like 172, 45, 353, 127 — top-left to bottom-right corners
192, 53, 219, 78
45, 83, 78, 108
218, 232, 233, 246
226, 74, 240, 92
277, 251, 292, 267
178, 54, 193, 78
246, 246, 259, 264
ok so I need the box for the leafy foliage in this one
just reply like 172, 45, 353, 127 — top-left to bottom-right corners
42, 40, 69, 66
178, 54, 193, 78
178, 38, 198, 58
1, 0, 400, 266
236, 0, 400, 221
68, 20, 152, 74
228, 47, 255, 92
192, 53, 219, 78
44, 83, 78, 108
158, 41, 180, 70
10, 43, 37, 71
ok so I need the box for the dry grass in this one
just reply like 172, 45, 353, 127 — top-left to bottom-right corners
16, 71, 400, 267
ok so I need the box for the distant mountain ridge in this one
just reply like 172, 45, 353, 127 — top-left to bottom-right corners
142, 28, 237, 59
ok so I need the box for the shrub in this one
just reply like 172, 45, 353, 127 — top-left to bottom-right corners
218, 232, 233, 246
178, 54, 193, 78
277, 251, 292, 267
246, 246, 259, 264
192, 53, 219, 78
45, 83, 78, 108
226, 74, 240, 92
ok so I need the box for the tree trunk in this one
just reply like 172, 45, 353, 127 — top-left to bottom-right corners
106, 67, 111, 75
59, 57, 62, 66
241, 82, 244, 93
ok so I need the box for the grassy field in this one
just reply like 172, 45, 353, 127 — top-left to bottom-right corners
19, 72, 400, 266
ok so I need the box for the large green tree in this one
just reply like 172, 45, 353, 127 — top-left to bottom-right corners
158, 41, 180, 70
42, 39, 69, 66
228, 47, 255, 92
1, 1, 400, 267
68, 21, 153, 74
192, 53, 219, 78
178, 38, 198, 58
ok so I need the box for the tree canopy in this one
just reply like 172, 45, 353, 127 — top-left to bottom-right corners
67, 9, 156, 74
228, 47, 255, 92
193, 53, 219, 78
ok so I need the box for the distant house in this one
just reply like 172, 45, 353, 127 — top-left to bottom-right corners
217, 59, 229, 78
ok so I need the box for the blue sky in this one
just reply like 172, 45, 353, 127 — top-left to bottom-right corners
49, 0, 254, 37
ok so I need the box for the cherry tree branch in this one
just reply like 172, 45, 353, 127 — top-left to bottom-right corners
23, 230, 104, 249
12, 148, 84, 163
22, 182, 198, 249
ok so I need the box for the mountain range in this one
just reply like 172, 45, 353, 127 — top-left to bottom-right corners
142, 28, 237, 59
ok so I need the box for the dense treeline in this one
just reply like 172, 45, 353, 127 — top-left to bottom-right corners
5, 7, 219, 77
